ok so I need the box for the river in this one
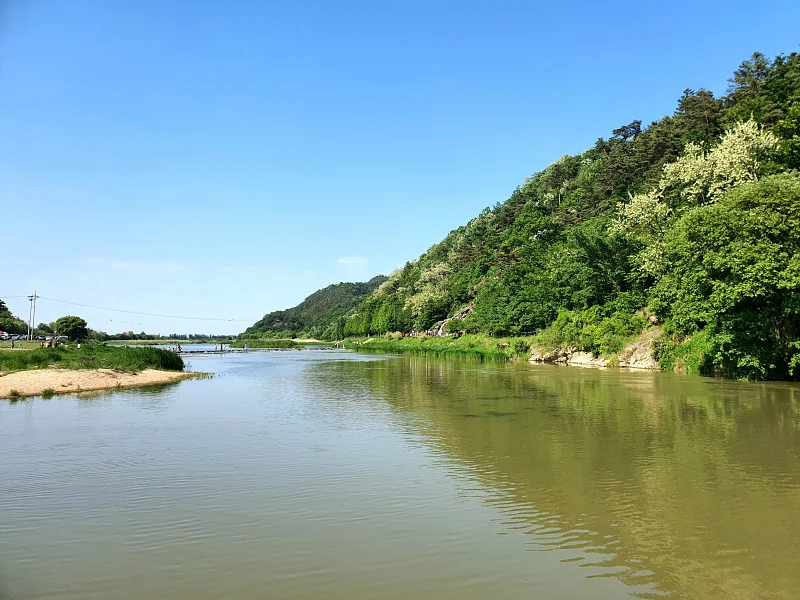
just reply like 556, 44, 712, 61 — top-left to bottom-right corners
1, 349, 799, 599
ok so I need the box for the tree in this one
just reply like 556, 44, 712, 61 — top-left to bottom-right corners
612, 120, 779, 274
652, 173, 800, 380
611, 120, 642, 141
53, 316, 89, 341
0, 316, 27, 335
727, 52, 770, 99
675, 89, 722, 145
774, 104, 800, 169
661, 119, 778, 204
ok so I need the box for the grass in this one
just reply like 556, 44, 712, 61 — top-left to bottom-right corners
0, 340, 38, 350
653, 328, 714, 375
0, 344, 184, 375
112, 339, 234, 345
344, 334, 535, 361
41, 388, 54, 399
229, 340, 299, 349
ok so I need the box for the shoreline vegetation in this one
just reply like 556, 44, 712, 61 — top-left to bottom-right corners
343, 329, 661, 371
228, 339, 330, 349
110, 339, 235, 345
0, 345, 194, 399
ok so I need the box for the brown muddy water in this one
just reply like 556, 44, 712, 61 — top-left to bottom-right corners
1, 349, 799, 599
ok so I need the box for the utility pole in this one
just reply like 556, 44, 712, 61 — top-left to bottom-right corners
27, 291, 38, 341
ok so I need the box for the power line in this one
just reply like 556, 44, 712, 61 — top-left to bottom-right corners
2, 294, 258, 322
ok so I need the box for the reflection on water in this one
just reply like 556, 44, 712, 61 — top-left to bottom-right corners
1, 351, 799, 599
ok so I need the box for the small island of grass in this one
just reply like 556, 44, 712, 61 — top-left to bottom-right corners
0, 345, 194, 399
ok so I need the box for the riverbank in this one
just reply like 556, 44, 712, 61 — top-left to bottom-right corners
0, 368, 195, 399
344, 329, 661, 370
343, 334, 532, 360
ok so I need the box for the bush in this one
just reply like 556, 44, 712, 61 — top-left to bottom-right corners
653, 328, 715, 375
536, 307, 648, 357
445, 319, 464, 334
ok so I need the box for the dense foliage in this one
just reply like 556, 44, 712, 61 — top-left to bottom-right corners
242, 276, 387, 340
652, 174, 800, 379
0, 300, 28, 335
340, 51, 800, 380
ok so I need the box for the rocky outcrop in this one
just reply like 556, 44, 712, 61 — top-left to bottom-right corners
528, 327, 662, 370
617, 327, 662, 370
433, 305, 474, 337
528, 346, 609, 368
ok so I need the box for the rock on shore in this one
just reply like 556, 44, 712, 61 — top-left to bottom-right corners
528, 327, 661, 370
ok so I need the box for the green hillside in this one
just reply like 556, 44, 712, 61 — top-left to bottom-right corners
343, 51, 800, 380
241, 276, 387, 340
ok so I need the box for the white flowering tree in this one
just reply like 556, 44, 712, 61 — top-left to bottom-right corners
404, 262, 453, 318
661, 120, 777, 204
611, 120, 778, 274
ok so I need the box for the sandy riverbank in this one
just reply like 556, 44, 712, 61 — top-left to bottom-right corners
0, 368, 193, 399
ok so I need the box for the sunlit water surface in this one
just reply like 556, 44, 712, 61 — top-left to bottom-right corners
2, 349, 800, 599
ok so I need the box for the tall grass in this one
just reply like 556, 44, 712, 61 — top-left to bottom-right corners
344, 334, 534, 361
653, 329, 714, 376
229, 340, 298, 349
0, 345, 184, 374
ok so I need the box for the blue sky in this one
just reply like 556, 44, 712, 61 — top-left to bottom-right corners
2, 0, 799, 334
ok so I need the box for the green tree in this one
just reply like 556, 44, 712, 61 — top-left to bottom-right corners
653, 173, 800, 380
53, 316, 89, 341
675, 89, 723, 145
0, 316, 27, 335
774, 104, 800, 169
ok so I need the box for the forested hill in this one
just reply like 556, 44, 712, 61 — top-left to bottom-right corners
343, 51, 800, 381
242, 276, 387, 339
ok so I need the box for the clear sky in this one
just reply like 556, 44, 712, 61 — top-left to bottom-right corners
2, 0, 799, 334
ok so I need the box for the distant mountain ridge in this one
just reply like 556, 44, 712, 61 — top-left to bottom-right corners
241, 275, 387, 339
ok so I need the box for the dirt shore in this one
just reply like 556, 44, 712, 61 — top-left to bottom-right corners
0, 368, 193, 399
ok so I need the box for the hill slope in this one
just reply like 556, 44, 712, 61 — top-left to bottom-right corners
343, 51, 800, 380
241, 276, 387, 339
